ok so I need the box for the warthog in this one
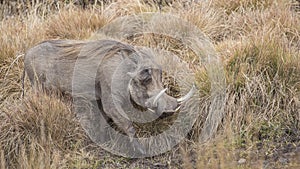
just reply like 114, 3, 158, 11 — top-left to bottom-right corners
24, 39, 195, 153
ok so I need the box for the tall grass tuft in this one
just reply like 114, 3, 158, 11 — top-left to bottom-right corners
0, 92, 86, 168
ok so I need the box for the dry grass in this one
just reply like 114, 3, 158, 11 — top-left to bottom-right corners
45, 7, 107, 39
0, 0, 299, 168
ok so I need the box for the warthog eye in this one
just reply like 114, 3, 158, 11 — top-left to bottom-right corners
142, 76, 152, 85
140, 68, 152, 85
142, 68, 151, 75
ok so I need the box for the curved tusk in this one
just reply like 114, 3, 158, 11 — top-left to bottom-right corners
148, 108, 155, 113
175, 105, 181, 112
153, 88, 167, 106
177, 84, 197, 103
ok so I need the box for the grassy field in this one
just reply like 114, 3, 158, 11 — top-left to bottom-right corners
0, 0, 300, 168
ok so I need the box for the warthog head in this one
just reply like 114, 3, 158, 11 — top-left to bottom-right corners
127, 52, 195, 117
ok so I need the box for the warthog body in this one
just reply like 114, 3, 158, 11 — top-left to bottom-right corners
24, 39, 194, 153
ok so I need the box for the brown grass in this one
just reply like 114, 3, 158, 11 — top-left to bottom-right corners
45, 6, 107, 39
0, 92, 87, 168
0, 0, 299, 168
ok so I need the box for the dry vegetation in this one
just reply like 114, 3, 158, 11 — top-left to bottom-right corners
0, 0, 300, 168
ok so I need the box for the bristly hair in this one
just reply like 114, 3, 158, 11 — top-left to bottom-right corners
51, 40, 85, 60
47, 40, 137, 61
